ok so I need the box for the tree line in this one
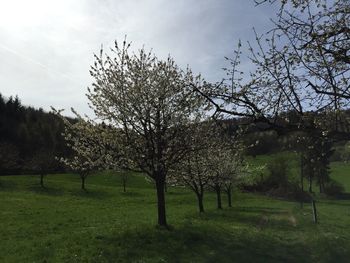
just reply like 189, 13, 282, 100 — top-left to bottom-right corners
0, 94, 70, 178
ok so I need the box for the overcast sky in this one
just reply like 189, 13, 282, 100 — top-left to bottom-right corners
0, 0, 278, 116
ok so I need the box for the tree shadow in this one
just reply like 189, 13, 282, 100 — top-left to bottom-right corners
28, 185, 65, 196
69, 189, 112, 200
0, 178, 17, 191
91, 224, 314, 263
336, 192, 350, 200
166, 189, 188, 196
120, 191, 144, 197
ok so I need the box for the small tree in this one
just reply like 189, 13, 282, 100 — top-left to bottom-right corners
87, 39, 208, 226
27, 149, 58, 188
266, 156, 290, 191
103, 131, 132, 193
299, 135, 333, 194
53, 109, 106, 190
222, 153, 246, 208
168, 122, 213, 213
207, 131, 243, 209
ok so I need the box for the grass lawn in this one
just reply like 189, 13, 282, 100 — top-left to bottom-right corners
0, 163, 350, 262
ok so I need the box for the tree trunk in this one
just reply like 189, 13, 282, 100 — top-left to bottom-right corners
319, 176, 325, 193
196, 192, 204, 213
308, 175, 313, 193
81, 174, 86, 190
216, 186, 222, 209
300, 154, 304, 192
321, 181, 325, 193
40, 174, 44, 188
300, 155, 304, 208
227, 189, 232, 207
123, 178, 126, 192
155, 178, 167, 227
311, 199, 318, 224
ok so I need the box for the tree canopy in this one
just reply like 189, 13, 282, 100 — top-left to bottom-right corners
86, 39, 210, 226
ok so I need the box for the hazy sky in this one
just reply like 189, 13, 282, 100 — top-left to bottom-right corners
0, 0, 278, 116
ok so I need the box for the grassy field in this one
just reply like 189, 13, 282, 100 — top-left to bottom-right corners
0, 161, 350, 262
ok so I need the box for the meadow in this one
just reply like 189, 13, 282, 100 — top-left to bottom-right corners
0, 159, 350, 262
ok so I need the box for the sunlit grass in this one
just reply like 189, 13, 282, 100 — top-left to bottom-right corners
0, 161, 349, 262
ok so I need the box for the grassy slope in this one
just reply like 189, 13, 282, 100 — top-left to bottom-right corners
0, 164, 349, 262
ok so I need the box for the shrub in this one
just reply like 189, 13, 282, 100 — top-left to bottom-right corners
265, 156, 289, 190
239, 156, 304, 200
324, 180, 344, 196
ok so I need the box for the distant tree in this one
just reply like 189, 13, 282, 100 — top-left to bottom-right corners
101, 124, 139, 193
86, 39, 208, 227
206, 131, 244, 209
53, 109, 106, 190
27, 150, 58, 187
222, 153, 246, 208
266, 156, 290, 191
298, 135, 333, 193
168, 119, 248, 211
168, 122, 214, 213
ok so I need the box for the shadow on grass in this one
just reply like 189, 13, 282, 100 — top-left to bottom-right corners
120, 191, 145, 197
69, 188, 113, 200
166, 189, 188, 196
0, 179, 17, 191
28, 185, 65, 196
89, 204, 350, 263
92, 224, 313, 263
336, 192, 350, 200
319, 198, 350, 207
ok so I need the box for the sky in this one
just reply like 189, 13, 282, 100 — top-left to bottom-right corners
0, 0, 278, 116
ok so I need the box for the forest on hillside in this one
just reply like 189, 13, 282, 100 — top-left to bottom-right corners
0, 94, 70, 175
2, 91, 350, 185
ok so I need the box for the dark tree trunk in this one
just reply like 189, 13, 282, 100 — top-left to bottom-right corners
227, 189, 232, 207
81, 174, 86, 190
300, 155, 304, 208
155, 177, 167, 227
311, 199, 318, 224
301, 176, 304, 192
321, 181, 325, 193
308, 175, 313, 193
300, 154, 304, 192
123, 179, 126, 192
319, 176, 325, 193
196, 192, 204, 213
40, 174, 44, 188
215, 186, 222, 209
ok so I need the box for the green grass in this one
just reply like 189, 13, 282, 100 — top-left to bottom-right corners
330, 162, 350, 192
0, 163, 350, 262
